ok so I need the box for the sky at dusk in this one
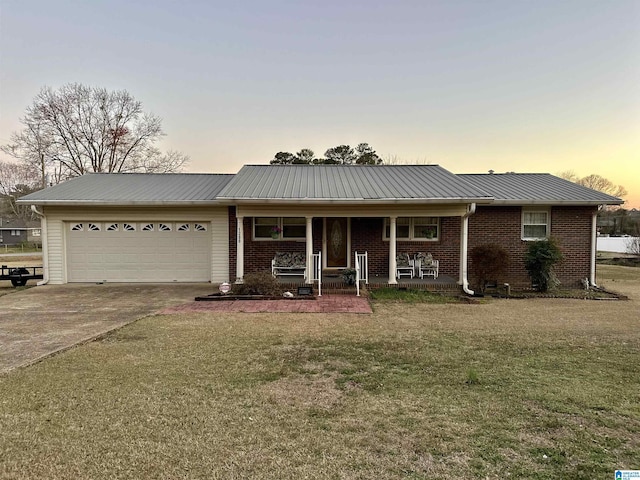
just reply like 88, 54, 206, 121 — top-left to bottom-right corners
1, 0, 638, 207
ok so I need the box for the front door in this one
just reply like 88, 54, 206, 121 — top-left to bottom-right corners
326, 217, 349, 268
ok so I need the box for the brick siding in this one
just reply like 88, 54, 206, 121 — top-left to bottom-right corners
468, 205, 596, 289
230, 206, 596, 288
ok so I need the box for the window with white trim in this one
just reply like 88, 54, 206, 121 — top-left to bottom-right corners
384, 217, 440, 241
11, 230, 20, 236
107, 223, 119, 231
123, 223, 135, 231
88, 223, 100, 231
71, 223, 83, 231
158, 223, 171, 232
194, 223, 207, 232
178, 223, 190, 231
142, 223, 154, 231
522, 209, 550, 240
253, 217, 306, 240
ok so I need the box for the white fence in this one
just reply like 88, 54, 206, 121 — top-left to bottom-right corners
597, 236, 639, 254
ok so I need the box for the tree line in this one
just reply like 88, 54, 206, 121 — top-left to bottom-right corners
270, 143, 382, 165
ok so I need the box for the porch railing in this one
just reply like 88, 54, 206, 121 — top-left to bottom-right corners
356, 251, 368, 285
354, 251, 368, 297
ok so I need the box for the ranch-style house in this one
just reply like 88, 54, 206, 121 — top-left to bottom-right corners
18, 164, 622, 293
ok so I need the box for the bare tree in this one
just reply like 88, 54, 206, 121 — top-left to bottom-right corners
559, 171, 627, 199
626, 237, 640, 256
1, 84, 188, 183
0, 160, 41, 218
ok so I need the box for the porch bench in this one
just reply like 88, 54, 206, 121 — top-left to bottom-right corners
272, 252, 306, 278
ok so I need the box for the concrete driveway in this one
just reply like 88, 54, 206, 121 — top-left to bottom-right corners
0, 283, 212, 374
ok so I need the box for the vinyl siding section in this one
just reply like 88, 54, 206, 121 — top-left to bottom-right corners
210, 212, 230, 283
42, 206, 229, 284
45, 217, 65, 284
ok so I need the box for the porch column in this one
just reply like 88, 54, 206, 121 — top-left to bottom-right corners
388, 216, 398, 284
305, 216, 313, 284
235, 215, 244, 283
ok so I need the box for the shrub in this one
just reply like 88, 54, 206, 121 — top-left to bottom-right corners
470, 244, 510, 292
341, 268, 357, 285
524, 238, 564, 292
233, 271, 283, 296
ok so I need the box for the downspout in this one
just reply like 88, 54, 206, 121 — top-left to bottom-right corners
459, 203, 476, 295
590, 206, 601, 288
30, 205, 49, 286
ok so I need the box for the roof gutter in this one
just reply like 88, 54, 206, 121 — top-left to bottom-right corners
30, 205, 49, 286
488, 199, 624, 206
459, 203, 476, 296
218, 197, 494, 205
16, 200, 226, 207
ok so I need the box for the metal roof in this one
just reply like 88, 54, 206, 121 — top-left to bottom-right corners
218, 165, 493, 202
18, 173, 234, 205
459, 173, 623, 205
16, 167, 622, 207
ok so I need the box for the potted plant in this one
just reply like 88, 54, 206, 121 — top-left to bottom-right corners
341, 268, 357, 285
270, 226, 282, 239
421, 227, 436, 239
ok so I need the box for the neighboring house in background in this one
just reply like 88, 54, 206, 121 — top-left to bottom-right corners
0, 218, 42, 246
17, 165, 622, 291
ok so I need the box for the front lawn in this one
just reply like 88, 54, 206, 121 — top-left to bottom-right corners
1, 269, 639, 479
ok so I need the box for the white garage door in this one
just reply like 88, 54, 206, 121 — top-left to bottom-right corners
66, 221, 211, 282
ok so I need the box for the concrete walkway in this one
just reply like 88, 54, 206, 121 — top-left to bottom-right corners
161, 295, 372, 314
0, 283, 211, 374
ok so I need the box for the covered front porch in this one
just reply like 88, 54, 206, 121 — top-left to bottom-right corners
232, 202, 478, 294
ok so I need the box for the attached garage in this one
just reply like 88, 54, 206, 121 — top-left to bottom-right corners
66, 221, 212, 282
19, 173, 233, 285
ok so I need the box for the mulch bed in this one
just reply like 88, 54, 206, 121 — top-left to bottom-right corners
195, 293, 315, 301
161, 294, 373, 314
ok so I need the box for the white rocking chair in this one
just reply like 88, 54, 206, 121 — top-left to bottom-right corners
396, 253, 414, 279
415, 252, 439, 279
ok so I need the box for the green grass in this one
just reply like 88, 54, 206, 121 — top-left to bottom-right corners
368, 287, 458, 303
1, 278, 639, 478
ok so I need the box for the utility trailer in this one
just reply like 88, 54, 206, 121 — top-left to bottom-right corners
0, 265, 43, 287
